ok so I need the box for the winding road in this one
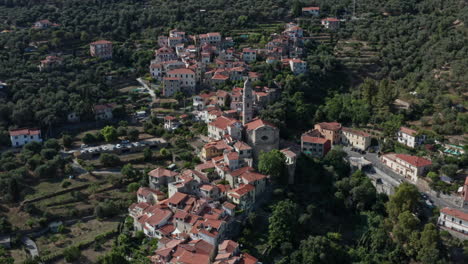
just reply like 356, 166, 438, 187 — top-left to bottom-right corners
343, 146, 466, 212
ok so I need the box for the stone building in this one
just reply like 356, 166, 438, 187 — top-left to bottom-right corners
242, 79, 254, 125
244, 118, 280, 162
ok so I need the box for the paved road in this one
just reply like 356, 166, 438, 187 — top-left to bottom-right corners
343, 146, 466, 212
137, 77, 157, 102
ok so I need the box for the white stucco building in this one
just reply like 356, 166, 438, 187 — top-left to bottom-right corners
289, 59, 307, 75
166, 68, 196, 95
397, 126, 425, 148
208, 116, 242, 140
438, 207, 468, 236
9, 128, 42, 147
381, 153, 432, 182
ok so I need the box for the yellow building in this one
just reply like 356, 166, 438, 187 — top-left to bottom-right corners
341, 127, 371, 150
201, 140, 233, 161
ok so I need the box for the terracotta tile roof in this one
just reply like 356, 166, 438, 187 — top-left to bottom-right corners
212, 73, 229, 80
200, 184, 215, 192
342, 127, 370, 137
93, 103, 116, 111
199, 92, 215, 99
137, 187, 164, 197
226, 151, 239, 161
37, 19, 52, 24
234, 141, 252, 151
174, 209, 189, 220
316, 122, 342, 131
243, 48, 255, 53
230, 184, 255, 198
241, 172, 267, 183
219, 240, 239, 254
195, 161, 215, 171
395, 154, 432, 167
230, 167, 255, 177
322, 17, 340, 22
145, 208, 172, 226
244, 118, 276, 131
90, 40, 112, 45
176, 250, 210, 264
167, 192, 188, 205
137, 214, 149, 225
129, 202, 149, 213
301, 135, 328, 144
9, 128, 41, 136
303, 6, 320, 11
248, 72, 260, 78
182, 169, 209, 182
215, 252, 233, 261
208, 109, 223, 117
216, 90, 229, 97
209, 116, 240, 130
290, 58, 305, 63
165, 115, 177, 121
240, 253, 258, 264
158, 223, 175, 235
148, 167, 178, 178
149, 63, 163, 69
280, 148, 297, 158
222, 202, 236, 210
188, 239, 215, 255
285, 26, 303, 32
399, 126, 418, 136
440, 207, 468, 221
157, 46, 174, 54
217, 184, 231, 193
167, 68, 195, 75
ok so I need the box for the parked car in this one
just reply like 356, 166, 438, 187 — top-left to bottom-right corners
425, 199, 434, 208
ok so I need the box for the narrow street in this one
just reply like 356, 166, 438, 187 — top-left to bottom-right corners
343, 146, 466, 212
137, 77, 157, 103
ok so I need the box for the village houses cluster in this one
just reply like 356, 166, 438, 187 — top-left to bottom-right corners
123, 24, 327, 263
128, 78, 292, 263
9, 14, 465, 260
148, 22, 311, 98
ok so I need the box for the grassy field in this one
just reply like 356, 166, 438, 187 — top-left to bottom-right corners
38, 218, 121, 264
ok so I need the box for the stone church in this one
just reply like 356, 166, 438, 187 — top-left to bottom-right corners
241, 79, 280, 161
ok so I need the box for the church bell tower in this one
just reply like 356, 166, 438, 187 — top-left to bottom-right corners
242, 78, 253, 125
